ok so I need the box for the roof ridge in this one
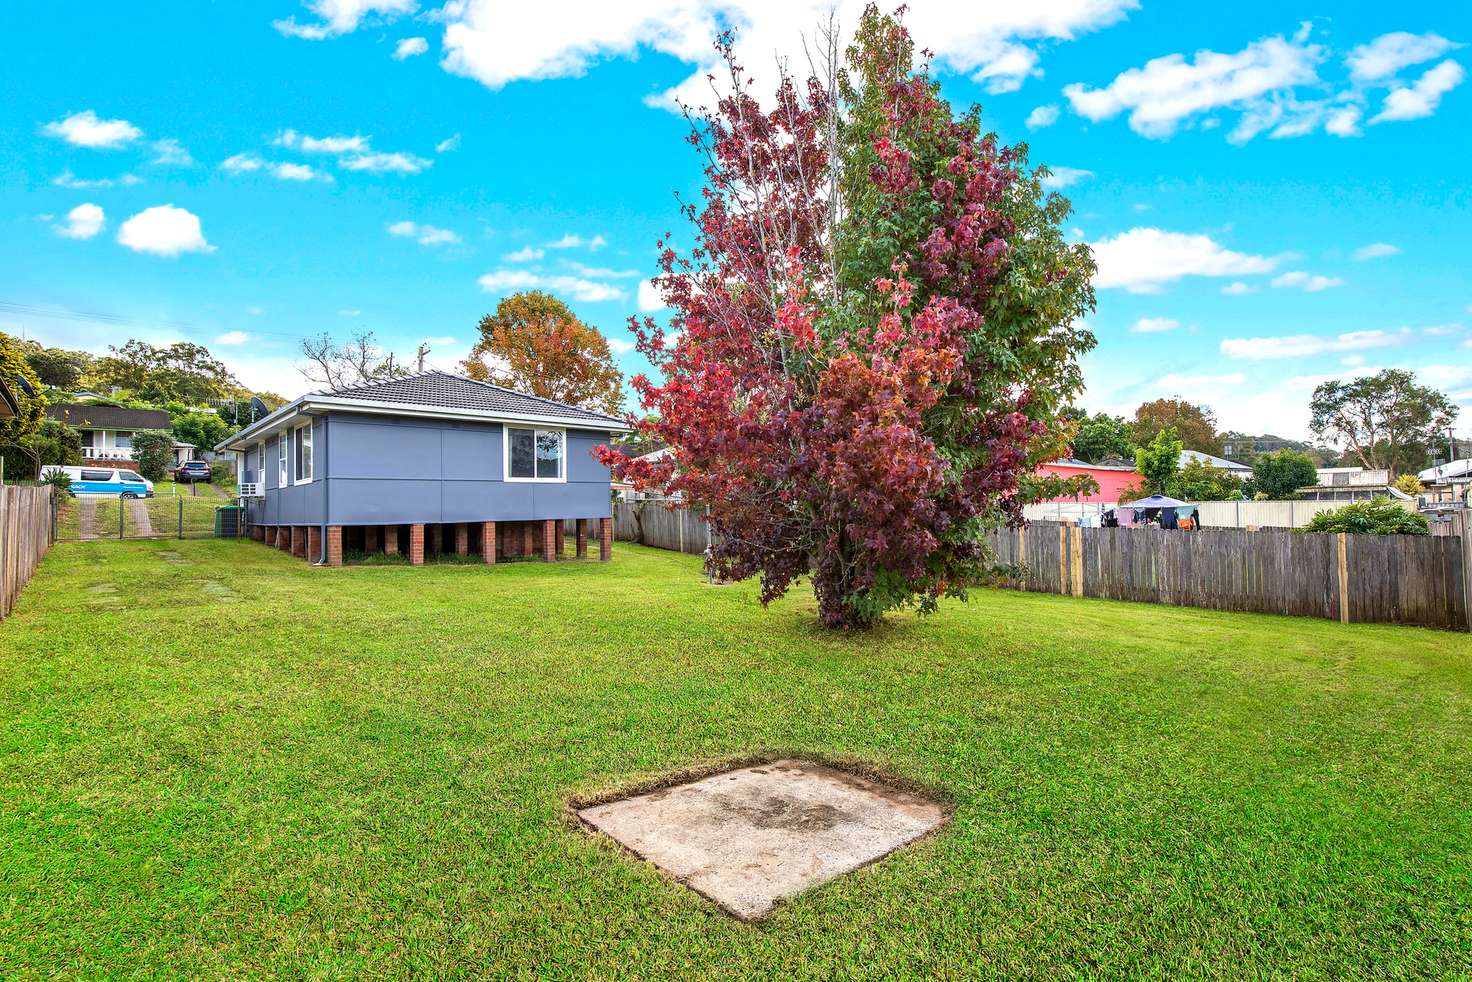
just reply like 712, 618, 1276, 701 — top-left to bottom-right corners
313, 367, 442, 397
452, 371, 627, 424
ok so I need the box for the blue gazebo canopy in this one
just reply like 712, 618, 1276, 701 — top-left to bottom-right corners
1122, 494, 1188, 509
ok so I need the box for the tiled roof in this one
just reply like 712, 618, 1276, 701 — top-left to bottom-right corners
319, 370, 627, 427
45, 404, 172, 430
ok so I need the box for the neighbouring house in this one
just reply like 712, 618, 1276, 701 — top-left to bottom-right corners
43, 403, 194, 469
1299, 466, 1400, 502
1035, 459, 1143, 503
1179, 449, 1252, 477
1418, 458, 1472, 509
215, 370, 631, 566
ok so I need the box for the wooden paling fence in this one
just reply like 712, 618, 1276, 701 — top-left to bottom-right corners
613, 499, 711, 556
0, 485, 53, 619
987, 521, 1470, 631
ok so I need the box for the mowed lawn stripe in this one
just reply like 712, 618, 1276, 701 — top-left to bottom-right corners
1, 539, 1469, 977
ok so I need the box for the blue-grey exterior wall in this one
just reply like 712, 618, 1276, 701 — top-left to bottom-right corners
241, 411, 614, 527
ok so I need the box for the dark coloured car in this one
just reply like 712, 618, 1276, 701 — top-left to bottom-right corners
175, 460, 212, 482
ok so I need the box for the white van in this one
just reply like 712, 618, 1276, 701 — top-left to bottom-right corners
44, 465, 154, 498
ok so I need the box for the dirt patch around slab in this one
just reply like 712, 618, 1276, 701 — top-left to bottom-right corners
574, 756, 949, 921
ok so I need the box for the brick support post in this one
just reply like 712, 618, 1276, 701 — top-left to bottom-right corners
291, 526, 305, 559
326, 526, 343, 567
308, 526, 322, 564
542, 519, 556, 562
576, 519, 588, 558
522, 523, 534, 557
409, 524, 425, 565
555, 520, 564, 556
481, 521, 497, 564
384, 525, 398, 555
365, 525, 379, 553
599, 517, 612, 562
454, 522, 469, 556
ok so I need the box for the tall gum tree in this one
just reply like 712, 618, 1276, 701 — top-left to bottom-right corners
602, 7, 1096, 628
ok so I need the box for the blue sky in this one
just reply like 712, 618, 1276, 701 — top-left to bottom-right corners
2, 1, 1468, 440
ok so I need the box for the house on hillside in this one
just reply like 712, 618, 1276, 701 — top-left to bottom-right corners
1179, 449, 1251, 477
216, 370, 631, 566
45, 404, 196, 469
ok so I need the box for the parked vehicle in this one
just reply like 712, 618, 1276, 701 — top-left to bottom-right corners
46, 465, 154, 498
174, 460, 212, 482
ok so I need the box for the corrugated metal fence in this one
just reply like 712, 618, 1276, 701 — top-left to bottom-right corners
987, 520, 1470, 631
1023, 498, 1415, 529
613, 499, 711, 556
0, 485, 53, 619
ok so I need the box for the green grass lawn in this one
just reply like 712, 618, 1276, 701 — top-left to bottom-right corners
2, 540, 1470, 977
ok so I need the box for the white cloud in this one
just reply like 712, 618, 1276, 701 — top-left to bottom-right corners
435, 133, 461, 153
1270, 270, 1344, 292
418, 1, 1138, 108
1323, 104, 1362, 137
561, 260, 640, 278
1347, 31, 1461, 83
1063, 33, 1323, 139
52, 170, 143, 189
505, 246, 544, 262
1341, 354, 1366, 367
1220, 282, 1258, 295
274, 0, 416, 39
1090, 228, 1278, 294
393, 36, 429, 59
605, 336, 636, 354
1370, 59, 1466, 124
478, 268, 624, 303
1041, 165, 1093, 190
638, 280, 666, 312
220, 153, 265, 173
1423, 323, 1463, 337
151, 138, 194, 166
340, 150, 431, 174
338, 308, 362, 317
271, 162, 331, 181
215, 331, 250, 345
1352, 242, 1399, 261
116, 205, 215, 257
387, 220, 461, 246
247, 306, 265, 316
55, 203, 105, 240
1219, 329, 1405, 361
545, 232, 607, 250
43, 109, 142, 149
423, 335, 458, 346
1129, 316, 1179, 334
275, 129, 369, 153
1025, 104, 1060, 129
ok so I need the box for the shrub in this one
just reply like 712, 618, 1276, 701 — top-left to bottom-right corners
1300, 497, 1429, 536
130, 429, 176, 482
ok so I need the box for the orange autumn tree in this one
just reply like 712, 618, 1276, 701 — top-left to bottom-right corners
459, 291, 625, 415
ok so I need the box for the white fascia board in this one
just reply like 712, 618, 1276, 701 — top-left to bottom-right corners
306, 396, 633, 433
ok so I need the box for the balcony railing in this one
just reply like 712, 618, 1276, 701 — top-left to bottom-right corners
81, 446, 137, 461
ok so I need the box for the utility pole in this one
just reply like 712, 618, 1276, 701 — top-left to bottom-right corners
414, 342, 430, 372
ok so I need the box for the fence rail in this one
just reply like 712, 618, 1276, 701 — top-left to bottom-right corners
987, 520, 1470, 631
0, 485, 53, 619
612, 499, 710, 555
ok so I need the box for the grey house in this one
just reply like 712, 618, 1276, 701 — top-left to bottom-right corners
216, 371, 630, 566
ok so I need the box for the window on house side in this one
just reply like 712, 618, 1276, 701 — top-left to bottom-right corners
507, 427, 562, 480
294, 424, 313, 483
277, 437, 288, 487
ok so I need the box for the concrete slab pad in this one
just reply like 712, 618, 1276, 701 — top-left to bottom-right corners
578, 759, 946, 920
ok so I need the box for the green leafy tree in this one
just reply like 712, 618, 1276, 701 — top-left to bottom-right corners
0, 331, 48, 477
130, 429, 176, 481
1134, 426, 1183, 495
1248, 449, 1319, 499
1072, 412, 1135, 463
1310, 369, 1458, 475
172, 411, 232, 452
21, 341, 93, 391
92, 339, 238, 404
1132, 398, 1223, 455
1301, 497, 1429, 536
1169, 458, 1243, 501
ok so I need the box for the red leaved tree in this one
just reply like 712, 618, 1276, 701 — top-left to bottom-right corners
601, 7, 1096, 628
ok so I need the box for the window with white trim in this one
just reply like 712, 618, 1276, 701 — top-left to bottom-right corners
294, 424, 313, 483
505, 427, 563, 481
277, 436, 288, 488
256, 444, 265, 484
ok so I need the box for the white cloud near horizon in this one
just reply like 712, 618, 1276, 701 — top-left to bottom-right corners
637, 280, 666, 312
275, 129, 369, 154
545, 232, 607, 250
1270, 270, 1344, 292
478, 268, 624, 303
505, 246, 544, 262
1025, 104, 1060, 129
1090, 227, 1278, 293
55, 203, 105, 240
1220, 282, 1258, 295
271, 162, 332, 181
1041, 165, 1093, 190
1129, 316, 1179, 334
1370, 59, 1466, 124
43, 110, 142, 149
1347, 31, 1461, 82
52, 170, 142, 189
1353, 242, 1399, 261
151, 138, 194, 166
340, 150, 431, 174
214, 330, 250, 345
435, 133, 461, 153
1220, 328, 1406, 361
116, 205, 215, 257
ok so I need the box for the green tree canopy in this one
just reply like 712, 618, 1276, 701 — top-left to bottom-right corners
1134, 426, 1183, 495
1072, 412, 1135, 463
1248, 449, 1318, 499
1132, 398, 1223, 455
1170, 459, 1243, 501
171, 411, 233, 452
92, 340, 238, 405
20, 341, 93, 391
1309, 369, 1458, 475
130, 430, 176, 482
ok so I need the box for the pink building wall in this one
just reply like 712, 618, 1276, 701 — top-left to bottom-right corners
1035, 462, 1143, 503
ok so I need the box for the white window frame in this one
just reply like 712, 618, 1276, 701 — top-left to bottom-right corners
293, 423, 314, 485
277, 436, 289, 488
503, 425, 566, 483
256, 443, 265, 485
